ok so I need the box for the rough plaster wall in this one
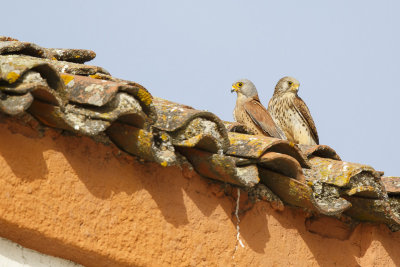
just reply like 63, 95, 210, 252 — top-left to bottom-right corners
1, 119, 400, 267
0, 237, 80, 267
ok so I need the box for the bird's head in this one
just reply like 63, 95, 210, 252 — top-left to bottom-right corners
231, 79, 258, 98
274, 76, 300, 95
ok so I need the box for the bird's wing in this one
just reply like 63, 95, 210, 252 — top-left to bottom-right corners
292, 96, 319, 144
243, 98, 286, 139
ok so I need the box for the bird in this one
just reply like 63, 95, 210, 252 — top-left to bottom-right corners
231, 79, 286, 139
267, 76, 319, 145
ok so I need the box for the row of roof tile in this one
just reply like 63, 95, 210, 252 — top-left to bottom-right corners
1, 37, 399, 230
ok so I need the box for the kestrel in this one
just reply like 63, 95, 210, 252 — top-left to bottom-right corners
268, 76, 319, 145
231, 79, 286, 139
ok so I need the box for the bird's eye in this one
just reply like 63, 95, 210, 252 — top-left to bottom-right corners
238, 82, 243, 87
288, 81, 293, 86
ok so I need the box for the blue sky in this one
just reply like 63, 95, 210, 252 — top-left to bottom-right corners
3, 0, 400, 176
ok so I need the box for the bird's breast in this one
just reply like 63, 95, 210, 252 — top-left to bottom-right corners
268, 94, 316, 145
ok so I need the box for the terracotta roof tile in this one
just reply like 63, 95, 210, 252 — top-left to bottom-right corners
298, 144, 341, 160
381, 176, 400, 195
1, 37, 400, 231
345, 197, 400, 231
223, 121, 256, 135
178, 147, 259, 187
153, 97, 229, 153
259, 168, 316, 211
107, 122, 176, 166
0, 91, 33, 115
257, 152, 305, 181
0, 39, 96, 63
304, 157, 379, 187
226, 132, 310, 168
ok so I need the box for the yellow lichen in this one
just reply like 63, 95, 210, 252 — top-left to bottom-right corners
161, 161, 168, 167
137, 129, 152, 148
89, 74, 103, 79
51, 57, 57, 61
309, 157, 359, 186
98, 113, 112, 120
75, 55, 81, 58
161, 133, 169, 141
60, 74, 74, 85
137, 88, 152, 106
347, 186, 375, 196
6, 72, 20, 84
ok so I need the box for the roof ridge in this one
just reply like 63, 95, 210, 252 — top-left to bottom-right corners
1, 37, 399, 231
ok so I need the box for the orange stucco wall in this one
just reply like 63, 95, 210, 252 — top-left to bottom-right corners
1, 117, 400, 267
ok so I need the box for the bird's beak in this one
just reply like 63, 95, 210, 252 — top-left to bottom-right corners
231, 85, 239, 93
291, 83, 299, 92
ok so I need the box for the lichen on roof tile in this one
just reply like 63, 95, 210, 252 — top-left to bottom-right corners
258, 152, 305, 182
302, 156, 396, 221
153, 97, 230, 153
46, 48, 96, 63
297, 144, 341, 160
0, 55, 67, 102
0, 91, 33, 115
107, 122, 177, 166
0, 63, 66, 116
0, 39, 96, 63
1, 55, 63, 89
62, 74, 119, 106
1, 71, 48, 94
303, 157, 377, 187
226, 132, 310, 168
309, 180, 352, 216
259, 168, 316, 211
1, 54, 109, 77
381, 176, 400, 195
61, 74, 156, 128
344, 197, 400, 231
1, 51, 157, 135
178, 147, 259, 187
223, 121, 256, 135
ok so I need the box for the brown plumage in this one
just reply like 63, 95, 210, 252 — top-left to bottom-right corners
231, 79, 286, 139
268, 76, 319, 145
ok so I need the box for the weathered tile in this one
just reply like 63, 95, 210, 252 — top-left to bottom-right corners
297, 144, 341, 160
0, 40, 96, 63
178, 147, 259, 187
226, 132, 310, 168
153, 97, 229, 153
381, 176, 400, 195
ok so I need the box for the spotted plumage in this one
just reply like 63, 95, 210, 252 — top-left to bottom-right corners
268, 76, 319, 145
231, 79, 286, 139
